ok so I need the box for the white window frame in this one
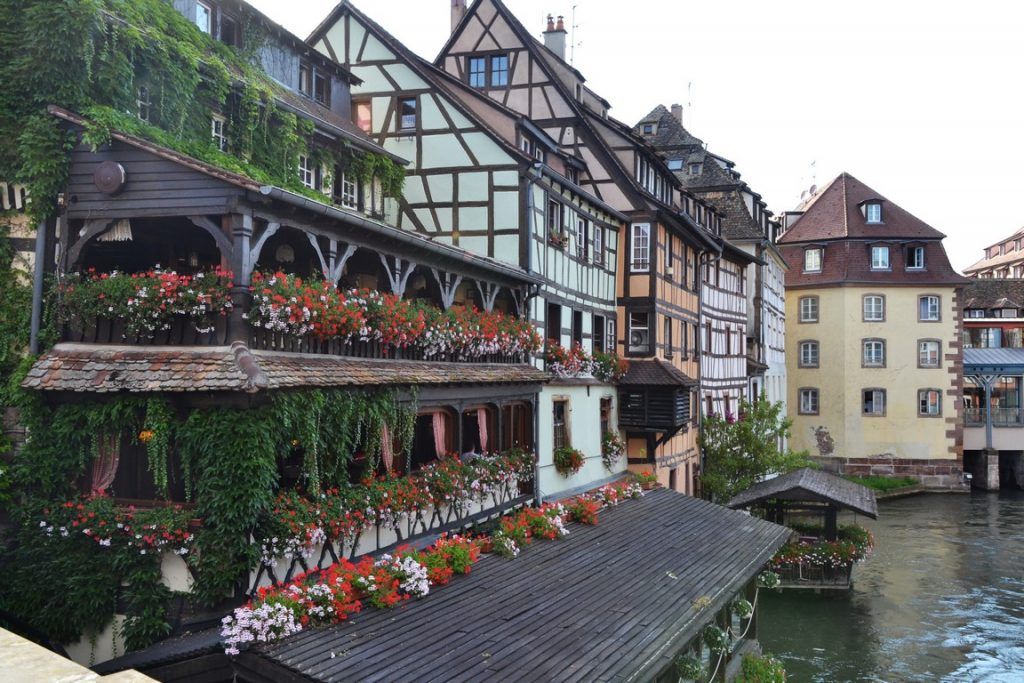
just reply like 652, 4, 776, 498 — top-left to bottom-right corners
863, 389, 886, 416
606, 318, 616, 353
871, 246, 890, 270
338, 173, 358, 210
866, 202, 882, 223
804, 248, 822, 273
799, 296, 819, 323
863, 295, 885, 322
593, 224, 603, 265
195, 1, 212, 34
628, 311, 650, 354
799, 341, 819, 367
863, 339, 885, 367
908, 246, 926, 270
136, 86, 151, 123
919, 389, 942, 416
398, 97, 417, 131
919, 340, 940, 368
799, 388, 819, 415
575, 214, 587, 260
631, 223, 650, 272
211, 114, 227, 152
297, 154, 315, 189
919, 295, 941, 321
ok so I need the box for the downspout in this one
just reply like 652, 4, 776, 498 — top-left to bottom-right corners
29, 218, 48, 354
526, 165, 543, 506
695, 248, 721, 475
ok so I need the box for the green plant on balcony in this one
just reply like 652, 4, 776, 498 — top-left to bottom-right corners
601, 431, 625, 470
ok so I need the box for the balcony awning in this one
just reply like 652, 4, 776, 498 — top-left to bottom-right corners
22, 343, 547, 394
618, 358, 697, 387
964, 348, 1024, 375
728, 467, 878, 519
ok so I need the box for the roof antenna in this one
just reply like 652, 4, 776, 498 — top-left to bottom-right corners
570, 4, 580, 66
686, 81, 693, 129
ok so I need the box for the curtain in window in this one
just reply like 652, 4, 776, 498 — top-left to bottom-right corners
90, 433, 120, 496
432, 411, 447, 458
380, 423, 394, 473
477, 407, 489, 453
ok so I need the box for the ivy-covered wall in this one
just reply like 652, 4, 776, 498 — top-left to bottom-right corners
0, 0, 404, 224
0, 385, 416, 650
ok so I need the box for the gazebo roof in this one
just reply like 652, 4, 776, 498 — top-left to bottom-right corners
727, 468, 878, 519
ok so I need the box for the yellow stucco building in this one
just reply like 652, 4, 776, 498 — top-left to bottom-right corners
779, 173, 969, 488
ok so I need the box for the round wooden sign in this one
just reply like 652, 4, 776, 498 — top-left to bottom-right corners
93, 161, 127, 195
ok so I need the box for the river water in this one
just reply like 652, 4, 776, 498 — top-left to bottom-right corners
758, 491, 1024, 682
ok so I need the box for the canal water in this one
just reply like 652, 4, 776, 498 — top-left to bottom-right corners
758, 491, 1024, 682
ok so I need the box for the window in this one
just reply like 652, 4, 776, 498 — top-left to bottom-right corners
919, 295, 940, 321
398, 97, 417, 130
664, 316, 673, 358
799, 341, 819, 368
571, 310, 583, 346
219, 12, 240, 46
804, 248, 822, 272
628, 312, 650, 354
681, 322, 688, 358
136, 86, 151, 122
299, 61, 313, 97
704, 322, 711, 354
966, 308, 986, 318
547, 198, 561, 237
863, 389, 886, 416
194, 1, 212, 33
688, 162, 702, 176
642, 123, 654, 135
468, 57, 487, 88
501, 403, 533, 451
799, 388, 819, 415
490, 55, 509, 87
631, 223, 650, 271
335, 172, 358, 210
211, 115, 227, 152
865, 202, 882, 223
593, 224, 603, 265
552, 400, 569, 451
919, 389, 942, 416
566, 166, 579, 185
607, 318, 616, 353
667, 159, 683, 171
863, 295, 885, 321
297, 154, 315, 189
600, 397, 612, 435
907, 246, 925, 269
593, 314, 605, 352
575, 215, 587, 260
871, 246, 890, 270
799, 296, 819, 323
919, 340, 941, 368
353, 101, 372, 133
862, 339, 885, 367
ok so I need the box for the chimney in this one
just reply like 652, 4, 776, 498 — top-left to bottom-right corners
451, 0, 467, 33
670, 103, 683, 123
543, 13, 567, 60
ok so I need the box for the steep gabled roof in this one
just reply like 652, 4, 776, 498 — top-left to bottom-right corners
962, 278, 1024, 309
636, 104, 705, 151
779, 173, 948, 243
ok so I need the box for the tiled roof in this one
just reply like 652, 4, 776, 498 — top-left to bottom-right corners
779, 240, 967, 288
728, 467, 878, 519
635, 104, 705, 150
699, 190, 765, 242
778, 173, 947, 242
962, 278, 1024, 309
619, 359, 697, 387
22, 343, 547, 394
963, 246, 1024, 274
248, 489, 790, 683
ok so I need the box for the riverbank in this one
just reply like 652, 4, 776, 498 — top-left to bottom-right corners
758, 490, 1024, 681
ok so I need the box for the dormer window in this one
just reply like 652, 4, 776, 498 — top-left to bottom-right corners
865, 202, 882, 223
195, 1, 212, 34
804, 248, 823, 273
907, 245, 925, 270
688, 163, 702, 176
642, 123, 654, 135
667, 159, 683, 171
299, 60, 331, 106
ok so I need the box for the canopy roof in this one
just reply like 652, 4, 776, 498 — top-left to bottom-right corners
727, 468, 878, 519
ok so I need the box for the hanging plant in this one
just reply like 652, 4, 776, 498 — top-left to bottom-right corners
553, 446, 584, 477
141, 397, 175, 499
601, 431, 625, 470
702, 624, 730, 655
732, 598, 754, 621
675, 654, 705, 681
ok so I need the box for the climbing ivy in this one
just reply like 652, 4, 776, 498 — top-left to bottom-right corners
0, 223, 32, 412
0, 0, 404, 222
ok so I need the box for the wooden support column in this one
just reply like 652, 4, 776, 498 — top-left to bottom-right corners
475, 281, 501, 312
224, 213, 252, 343
246, 221, 280, 284
824, 505, 838, 541
431, 268, 463, 309
380, 254, 417, 298
327, 240, 357, 286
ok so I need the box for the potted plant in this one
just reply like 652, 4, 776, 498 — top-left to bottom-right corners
553, 446, 585, 476
634, 470, 658, 490
601, 431, 625, 470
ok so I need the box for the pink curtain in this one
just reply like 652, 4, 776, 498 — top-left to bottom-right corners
90, 433, 120, 496
477, 407, 489, 453
432, 411, 447, 458
380, 423, 394, 473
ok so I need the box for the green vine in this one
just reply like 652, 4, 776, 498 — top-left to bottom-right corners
141, 397, 174, 499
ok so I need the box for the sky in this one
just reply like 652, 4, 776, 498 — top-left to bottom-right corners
249, 0, 1024, 272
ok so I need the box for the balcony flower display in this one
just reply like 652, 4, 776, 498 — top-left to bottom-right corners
770, 523, 874, 569
601, 431, 625, 469
545, 341, 627, 382
59, 267, 234, 337
37, 496, 194, 556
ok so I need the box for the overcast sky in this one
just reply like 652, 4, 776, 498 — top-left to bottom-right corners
250, 0, 1024, 272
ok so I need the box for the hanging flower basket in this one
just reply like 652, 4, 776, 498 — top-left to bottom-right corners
553, 446, 585, 476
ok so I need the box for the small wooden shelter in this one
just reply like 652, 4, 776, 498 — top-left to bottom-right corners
727, 468, 878, 539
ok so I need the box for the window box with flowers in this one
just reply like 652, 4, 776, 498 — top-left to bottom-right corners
548, 229, 569, 250
553, 446, 585, 476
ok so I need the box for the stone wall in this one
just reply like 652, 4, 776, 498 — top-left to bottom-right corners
812, 455, 969, 491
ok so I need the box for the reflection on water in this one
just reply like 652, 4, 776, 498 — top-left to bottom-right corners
758, 491, 1024, 682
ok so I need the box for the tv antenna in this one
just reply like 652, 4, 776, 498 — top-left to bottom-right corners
570, 4, 581, 66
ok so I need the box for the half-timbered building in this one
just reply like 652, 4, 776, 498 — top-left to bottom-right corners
307, 1, 626, 498
437, 0, 723, 496
638, 105, 788, 420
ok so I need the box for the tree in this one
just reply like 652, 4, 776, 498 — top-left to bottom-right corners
698, 394, 812, 504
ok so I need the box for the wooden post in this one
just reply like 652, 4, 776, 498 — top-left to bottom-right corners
225, 213, 252, 343
825, 505, 838, 540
